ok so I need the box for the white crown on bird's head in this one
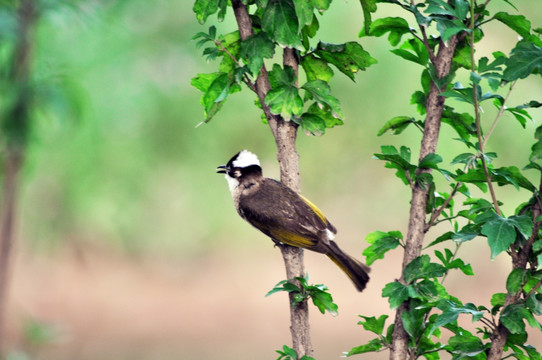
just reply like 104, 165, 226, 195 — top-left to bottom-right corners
231, 150, 261, 168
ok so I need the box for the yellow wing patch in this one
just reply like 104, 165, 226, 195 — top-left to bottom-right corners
299, 194, 327, 224
269, 228, 316, 248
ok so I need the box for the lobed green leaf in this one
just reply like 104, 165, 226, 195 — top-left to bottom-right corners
363, 230, 402, 265
404, 255, 447, 283
357, 314, 388, 335
315, 41, 377, 81
261, 0, 303, 49
239, 32, 275, 76
504, 41, 542, 81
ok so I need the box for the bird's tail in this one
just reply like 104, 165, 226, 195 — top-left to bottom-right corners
326, 242, 370, 292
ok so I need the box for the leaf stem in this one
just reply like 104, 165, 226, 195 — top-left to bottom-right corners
481, 81, 517, 149
469, 0, 501, 216
214, 39, 257, 92
425, 182, 462, 231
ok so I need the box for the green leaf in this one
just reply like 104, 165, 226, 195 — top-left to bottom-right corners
261, 0, 303, 49
312, 0, 331, 11
448, 331, 487, 357
265, 87, 303, 121
191, 72, 231, 122
507, 268, 527, 294
509, 215, 533, 239
359, 0, 377, 36
310, 287, 338, 316
522, 345, 542, 360
391, 38, 429, 66
265, 65, 303, 121
455, 166, 535, 191
494, 12, 532, 39
373, 147, 412, 170
357, 315, 388, 335
504, 41, 542, 81
301, 54, 334, 82
346, 338, 384, 356
491, 292, 506, 308
378, 116, 415, 136
217, 0, 227, 21
304, 102, 343, 129
292, 0, 314, 28
276, 344, 298, 359
501, 304, 531, 334
452, 223, 481, 242
434, 249, 474, 275
360, 16, 410, 46
481, 217, 517, 259
315, 41, 377, 81
301, 80, 343, 118
267, 276, 339, 316
505, 106, 531, 128
425, 231, 453, 248
363, 230, 402, 265
240, 32, 275, 76
374, 146, 415, 185
426, 0, 469, 20
382, 282, 412, 309
217, 31, 242, 74
531, 125, 542, 163
193, 0, 219, 24
526, 293, 542, 316
419, 153, 443, 169
297, 113, 326, 136
401, 306, 428, 338
404, 255, 447, 283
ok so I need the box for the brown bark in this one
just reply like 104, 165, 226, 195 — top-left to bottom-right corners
0, 0, 36, 354
487, 181, 542, 359
231, 1, 311, 357
0, 151, 23, 355
389, 36, 459, 360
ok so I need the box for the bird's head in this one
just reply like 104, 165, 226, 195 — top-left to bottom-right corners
217, 150, 263, 192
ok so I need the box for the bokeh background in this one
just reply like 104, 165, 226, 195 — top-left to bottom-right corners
4, 1, 542, 359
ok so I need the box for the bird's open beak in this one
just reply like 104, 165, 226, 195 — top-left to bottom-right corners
216, 165, 227, 174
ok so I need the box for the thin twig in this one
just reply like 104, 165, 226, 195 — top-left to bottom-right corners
425, 182, 462, 231
419, 26, 436, 63
482, 81, 517, 149
215, 39, 257, 92
479, 316, 497, 332
469, 2, 501, 216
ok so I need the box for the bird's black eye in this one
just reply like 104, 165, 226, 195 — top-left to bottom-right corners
232, 169, 242, 178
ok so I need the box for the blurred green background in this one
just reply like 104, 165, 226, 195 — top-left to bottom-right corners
5, 1, 542, 359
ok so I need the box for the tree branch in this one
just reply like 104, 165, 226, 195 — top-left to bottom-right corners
231, 1, 311, 357
425, 182, 462, 232
390, 35, 459, 360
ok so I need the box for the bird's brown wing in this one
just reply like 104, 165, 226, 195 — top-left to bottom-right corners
238, 179, 333, 251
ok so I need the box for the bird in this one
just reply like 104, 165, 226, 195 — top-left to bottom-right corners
216, 150, 370, 292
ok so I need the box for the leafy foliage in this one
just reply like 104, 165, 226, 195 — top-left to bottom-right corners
193, 0, 542, 359
267, 275, 339, 316
351, 0, 542, 358
276, 345, 317, 360
191, 0, 376, 131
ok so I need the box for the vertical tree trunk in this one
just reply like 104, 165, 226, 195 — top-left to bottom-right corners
0, 0, 36, 354
0, 151, 23, 355
231, 1, 311, 357
389, 36, 458, 360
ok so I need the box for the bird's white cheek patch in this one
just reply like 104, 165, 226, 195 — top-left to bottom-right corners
225, 175, 239, 194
